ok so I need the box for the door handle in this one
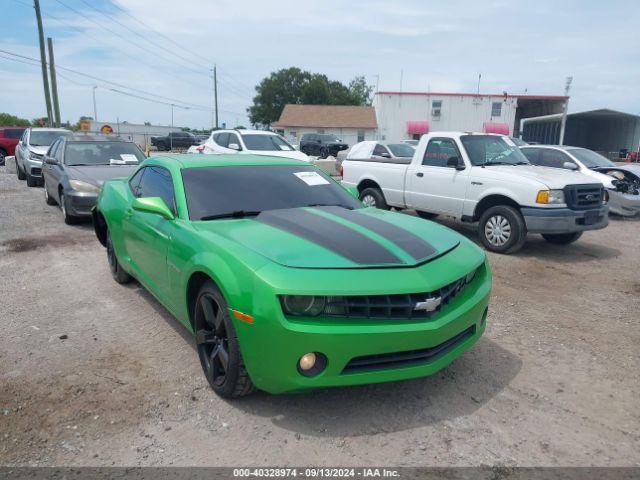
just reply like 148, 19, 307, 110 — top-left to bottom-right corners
416, 172, 424, 177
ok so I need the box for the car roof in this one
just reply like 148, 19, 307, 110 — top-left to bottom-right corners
145, 154, 309, 169
66, 134, 131, 142
215, 129, 276, 136
521, 145, 582, 151
29, 127, 71, 132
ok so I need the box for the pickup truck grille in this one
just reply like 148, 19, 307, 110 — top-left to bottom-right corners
564, 184, 603, 210
321, 276, 469, 320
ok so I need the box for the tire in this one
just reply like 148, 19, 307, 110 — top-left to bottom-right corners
359, 187, 389, 210
542, 232, 583, 245
194, 281, 255, 398
319, 147, 329, 159
17, 160, 26, 180
44, 182, 56, 205
478, 205, 527, 254
59, 191, 80, 225
106, 230, 132, 284
416, 211, 438, 220
26, 172, 39, 187
0, 149, 6, 166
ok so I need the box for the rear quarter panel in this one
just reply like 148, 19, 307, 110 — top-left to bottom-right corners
342, 160, 408, 207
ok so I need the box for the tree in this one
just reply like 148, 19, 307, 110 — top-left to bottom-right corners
0, 113, 30, 127
248, 68, 373, 127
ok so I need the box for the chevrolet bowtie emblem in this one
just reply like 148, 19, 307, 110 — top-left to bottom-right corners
414, 296, 442, 312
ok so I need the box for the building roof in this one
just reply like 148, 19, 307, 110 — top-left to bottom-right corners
272, 104, 378, 129
375, 91, 568, 100
521, 108, 640, 124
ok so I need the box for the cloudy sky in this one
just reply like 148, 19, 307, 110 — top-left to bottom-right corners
1, 0, 638, 129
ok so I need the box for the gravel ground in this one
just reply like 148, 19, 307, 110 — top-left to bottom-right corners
0, 165, 638, 467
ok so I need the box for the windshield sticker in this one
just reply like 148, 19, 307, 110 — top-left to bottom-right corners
120, 154, 139, 163
294, 171, 330, 186
279, 145, 293, 151
503, 137, 516, 147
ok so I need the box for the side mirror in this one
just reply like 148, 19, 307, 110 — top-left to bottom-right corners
563, 161, 579, 170
228, 143, 241, 151
447, 156, 465, 170
44, 157, 58, 165
132, 197, 174, 220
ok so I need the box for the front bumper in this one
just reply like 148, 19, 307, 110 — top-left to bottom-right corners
609, 190, 640, 217
521, 205, 609, 234
234, 250, 491, 394
26, 158, 43, 178
65, 190, 99, 217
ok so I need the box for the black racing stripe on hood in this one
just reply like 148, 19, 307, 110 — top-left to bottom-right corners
317, 206, 437, 261
256, 208, 404, 265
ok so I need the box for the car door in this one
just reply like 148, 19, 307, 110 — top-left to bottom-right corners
122, 165, 177, 296
405, 137, 470, 215
49, 140, 67, 203
16, 130, 28, 169
42, 139, 60, 194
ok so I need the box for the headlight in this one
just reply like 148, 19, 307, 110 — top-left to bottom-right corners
603, 189, 610, 203
280, 295, 326, 316
536, 189, 565, 205
28, 151, 43, 160
69, 180, 100, 193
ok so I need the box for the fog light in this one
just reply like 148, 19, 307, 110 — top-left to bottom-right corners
299, 352, 317, 371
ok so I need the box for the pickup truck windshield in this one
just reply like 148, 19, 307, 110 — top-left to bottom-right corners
460, 135, 530, 166
183, 165, 361, 221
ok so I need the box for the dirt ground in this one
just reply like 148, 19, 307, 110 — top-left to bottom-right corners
1, 165, 638, 467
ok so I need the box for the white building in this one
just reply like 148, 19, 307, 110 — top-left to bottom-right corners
373, 91, 567, 141
272, 104, 378, 146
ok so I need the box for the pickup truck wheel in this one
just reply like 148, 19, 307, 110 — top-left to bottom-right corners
479, 205, 526, 254
360, 187, 389, 210
106, 230, 132, 284
26, 172, 38, 187
320, 147, 329, 159
541, 232, 583, 245
416, 211, 438, 220
195, 281, 255, 398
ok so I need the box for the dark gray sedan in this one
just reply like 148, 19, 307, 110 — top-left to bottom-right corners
42, 134, 145, 224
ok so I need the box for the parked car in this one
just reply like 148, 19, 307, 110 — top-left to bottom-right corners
510, 137, 528, 147
0, 126, 27, 166
520, 145, 640, 216
339, 141, 415, 174
15, 128, 72, 186
342, 132, 609, 254
92, 154, 491, 397
42, 134, 145, 224
299, 133, 349, 159
188, 129, 309, 162
150, 131, 200, 151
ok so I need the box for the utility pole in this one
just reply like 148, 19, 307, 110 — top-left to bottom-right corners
47, 37, 61, 127
92, 86, 98, 121
170, 104, 174, 150
559, 76, 573, 145
477, 73, 481, 95
34, 0, 53, 126
213, 65, 219, 129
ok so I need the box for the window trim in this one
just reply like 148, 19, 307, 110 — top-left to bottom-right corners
136, 165, 178, 215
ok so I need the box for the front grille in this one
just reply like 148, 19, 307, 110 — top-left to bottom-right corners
342, 325, 476, 374
30, 167, 42, 176
322, 276, 469, 320
564, 184, 603, 210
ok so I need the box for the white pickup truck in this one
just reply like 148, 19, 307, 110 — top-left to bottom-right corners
342, 132, 609, 254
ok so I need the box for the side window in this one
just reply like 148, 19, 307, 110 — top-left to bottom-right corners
129, 168, 145, 196
137, 166, 176, 214
213, 132, 229, 147
56, 141, 65, 162
521, 149, 539, 163
540, 149, 572, 168
422, 138, 461, 167
228, 134, 241, 148
373, 144, 388, 156
48, 140, 59, 157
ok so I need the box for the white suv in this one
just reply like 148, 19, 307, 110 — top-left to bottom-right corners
189, 129, 310, 162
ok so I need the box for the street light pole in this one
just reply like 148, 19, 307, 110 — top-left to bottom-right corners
92, 86, 98, 121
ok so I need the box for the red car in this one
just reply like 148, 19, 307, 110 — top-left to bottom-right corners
0, 127, 27, 165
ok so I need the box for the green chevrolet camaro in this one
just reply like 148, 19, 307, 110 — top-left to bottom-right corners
92, 154, 491, 398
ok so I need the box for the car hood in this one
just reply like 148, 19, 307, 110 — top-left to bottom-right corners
193, 206, 462, 269
472, 164, 600, 189
66, 165, 138, 187
29, 146, 49, 156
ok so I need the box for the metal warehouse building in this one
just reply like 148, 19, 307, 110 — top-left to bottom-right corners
373, 91, 567, 141
521, 109, 640, 158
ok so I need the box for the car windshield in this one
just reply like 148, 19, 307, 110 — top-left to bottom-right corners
30, 130, 71, 147
182, 165, 362, 220
241, 134, 295, 151
64, 142, 145, 166
387, 143, 415, 157
319, 134, 341, 142
460, 135, 530, 166
569, 148, 616, 168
